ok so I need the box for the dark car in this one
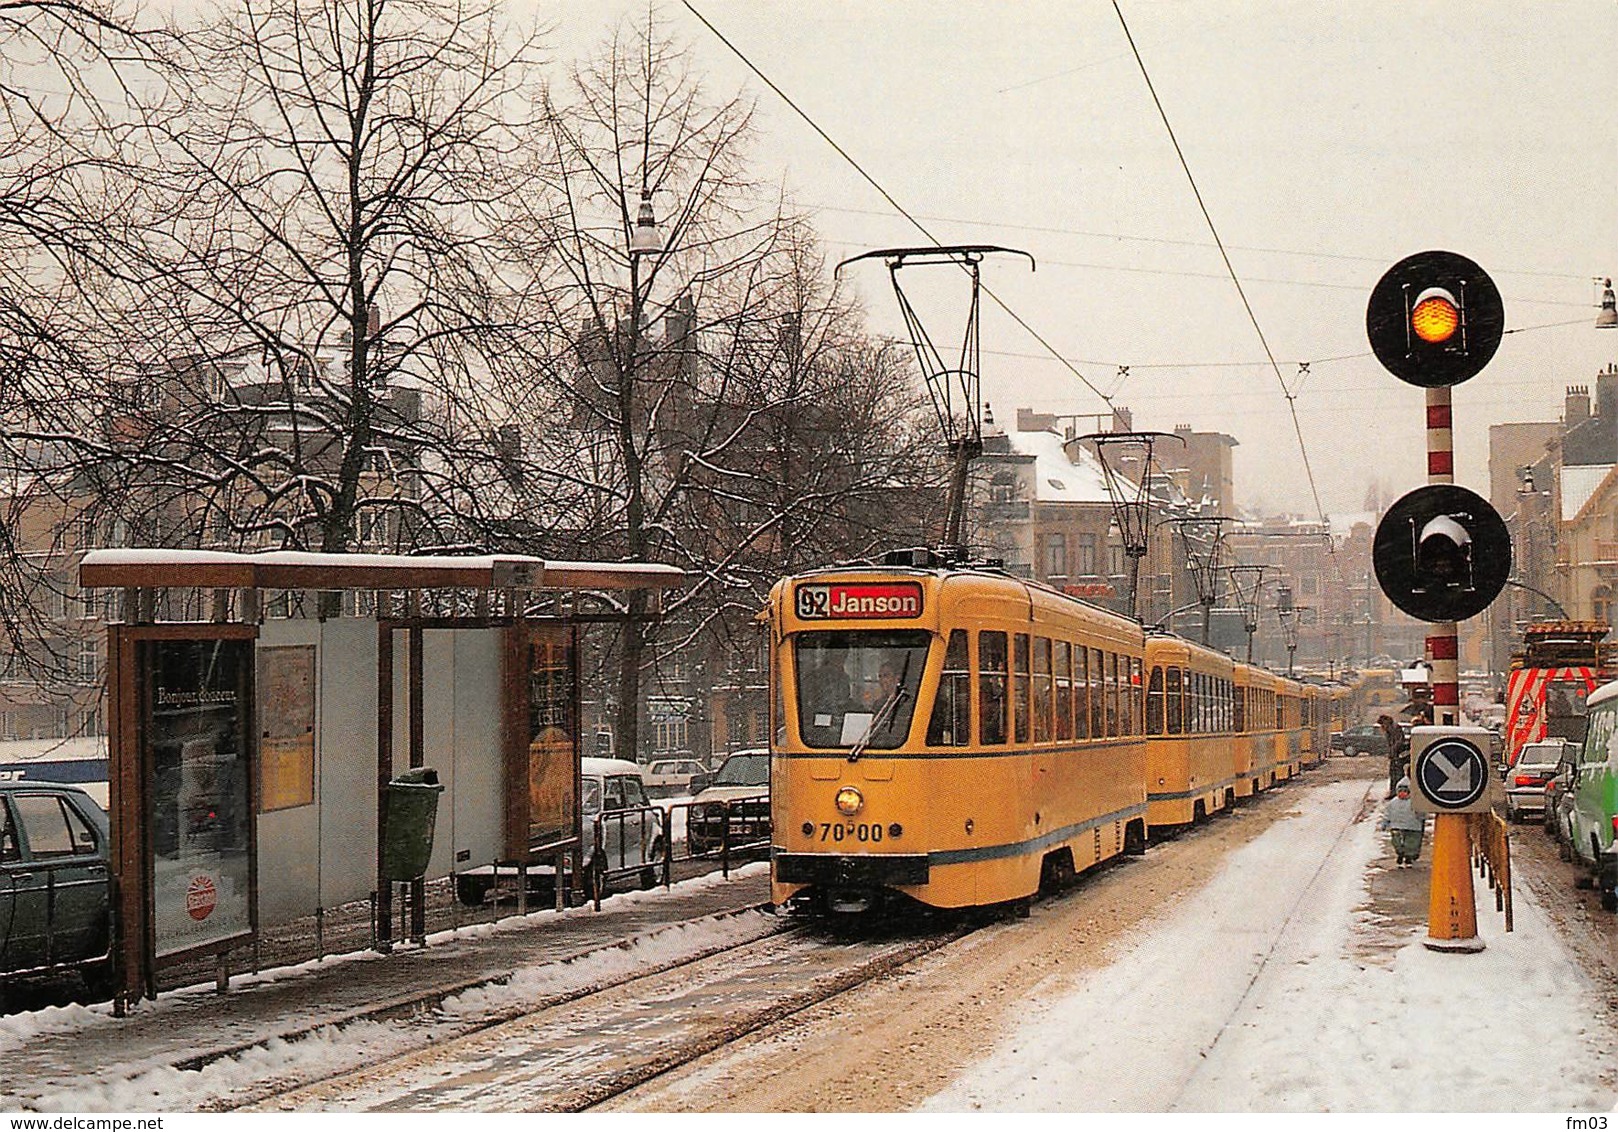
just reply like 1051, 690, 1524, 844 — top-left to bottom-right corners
686, 749, 770, 855
1545, 749, 1580, 859
1339, 724, 1389, 758
0, 782, 113, 996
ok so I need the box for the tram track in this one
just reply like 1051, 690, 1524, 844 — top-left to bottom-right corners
228, 918, 975, 1112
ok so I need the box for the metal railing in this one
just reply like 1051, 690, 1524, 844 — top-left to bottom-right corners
663, 792, 771, 878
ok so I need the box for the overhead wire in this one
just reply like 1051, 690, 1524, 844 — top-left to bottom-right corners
679, 0, 1116, 407
1111, 0, 1343, 590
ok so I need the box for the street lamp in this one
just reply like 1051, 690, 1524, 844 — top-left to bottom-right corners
1596, 277, 1617, 329
629, 188, 663, 257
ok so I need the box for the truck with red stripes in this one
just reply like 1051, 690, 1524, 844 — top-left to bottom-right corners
1503, 621, 1617, 768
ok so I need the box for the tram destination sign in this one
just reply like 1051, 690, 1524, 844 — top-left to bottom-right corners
795, 581, 923, 620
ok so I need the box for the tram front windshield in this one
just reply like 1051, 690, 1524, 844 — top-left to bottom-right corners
794, 630, 930, 749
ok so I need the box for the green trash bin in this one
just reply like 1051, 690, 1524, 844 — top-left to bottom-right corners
381, 767, 444, 881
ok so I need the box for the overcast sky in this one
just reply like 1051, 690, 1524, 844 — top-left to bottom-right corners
538, 1, 1617, 517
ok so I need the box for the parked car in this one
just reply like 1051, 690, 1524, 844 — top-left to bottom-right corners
0, 781, 113, 996
1545, 748, 1580, 860
642, 757, 711, 798
456, 757, 664, 905
581, 757, 665, 896
1505, 740, 1569, 823
1339, 724, 1389, 759
1328, 730, 1346, 753
686, 748, 770, 855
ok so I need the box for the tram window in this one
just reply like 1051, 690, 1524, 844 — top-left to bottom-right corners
1055, 642, 1074, 742
926, 629, 972, 747
1147, 666, 1164, 735
979, 631, 1008, 745
1123, 656, 1139, 735
1033, 637, 1053, 744
1165, 666, 1182, 734
1105, 652, 1120, 738
1234, 686, 1246, 733
1089, 648, 1105, 738
1075, 646, 1090, 740
793, 629, 931, 750
1131, 658, 1144, 735
1195, 673, 1207, 733
1013, 634, 1031, 744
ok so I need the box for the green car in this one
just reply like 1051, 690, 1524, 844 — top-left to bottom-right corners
0, 782, 114, 995
1569, 681, 1618, 912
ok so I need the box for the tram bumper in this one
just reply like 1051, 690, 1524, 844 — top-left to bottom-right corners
774, 852, 929, 887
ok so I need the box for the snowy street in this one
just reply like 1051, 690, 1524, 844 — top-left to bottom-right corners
936, 773, 1618, 1111
4, 761, 1615, 1113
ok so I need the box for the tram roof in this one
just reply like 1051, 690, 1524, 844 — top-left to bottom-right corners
77, 548, 684, 592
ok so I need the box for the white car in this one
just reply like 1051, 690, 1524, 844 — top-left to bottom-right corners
456, 757, 664, 904
642, 757, 710, 798
581, 757, 665, 895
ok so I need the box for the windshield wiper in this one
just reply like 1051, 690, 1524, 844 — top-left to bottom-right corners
848, 655, 912, 764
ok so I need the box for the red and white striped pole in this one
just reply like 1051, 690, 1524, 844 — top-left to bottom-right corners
1424, 388, 1461, 727
1424, 384, 1481, 950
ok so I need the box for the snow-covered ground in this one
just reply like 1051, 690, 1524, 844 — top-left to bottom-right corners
8, 776, 1615, 1114
6, 865, 775, 1112
927, 776, 1618, 1112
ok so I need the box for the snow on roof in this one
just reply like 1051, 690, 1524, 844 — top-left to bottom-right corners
1562, 463, 1616, 522
77, 548, 684, 592
1003, 430, 1119, 504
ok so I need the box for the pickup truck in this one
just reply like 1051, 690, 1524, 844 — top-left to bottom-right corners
0, 782, 113, 997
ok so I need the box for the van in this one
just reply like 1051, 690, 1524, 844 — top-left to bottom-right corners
1568, 681, 1618, 911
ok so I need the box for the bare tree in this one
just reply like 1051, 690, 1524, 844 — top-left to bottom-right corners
516, 14, 939, 759
46, 0, 562, 562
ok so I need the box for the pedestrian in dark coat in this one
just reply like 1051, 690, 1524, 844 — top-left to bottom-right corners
1380, 713, 1407, 798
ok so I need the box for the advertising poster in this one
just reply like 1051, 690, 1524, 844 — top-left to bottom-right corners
146, 638, 254, 958
526, 626, 577, 849
257, 645, 316, 812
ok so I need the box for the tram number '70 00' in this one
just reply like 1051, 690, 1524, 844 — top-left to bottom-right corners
818, 821, 884, 844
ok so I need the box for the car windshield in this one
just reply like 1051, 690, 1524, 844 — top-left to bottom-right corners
794, 630, 930, 750
714, 753, 769, 787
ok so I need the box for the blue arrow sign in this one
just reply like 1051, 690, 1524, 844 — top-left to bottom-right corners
1414, 738, 1489, 810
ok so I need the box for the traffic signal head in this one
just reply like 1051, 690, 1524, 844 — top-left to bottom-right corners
1367, 251, 1504, 387
1373, 484, 1510, 622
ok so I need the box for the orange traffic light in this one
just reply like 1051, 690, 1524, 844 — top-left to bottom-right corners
1410, 287, 1461, 344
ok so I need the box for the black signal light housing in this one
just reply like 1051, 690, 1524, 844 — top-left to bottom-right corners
1366, 250, 1504, 388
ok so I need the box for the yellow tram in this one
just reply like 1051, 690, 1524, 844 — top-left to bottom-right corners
767, 563, 1147, 913
1143, 635, 1238, 827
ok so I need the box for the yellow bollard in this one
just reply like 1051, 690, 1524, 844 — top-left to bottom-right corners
1425, 812, 1484, 952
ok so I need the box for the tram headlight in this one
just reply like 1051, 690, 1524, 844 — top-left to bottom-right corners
835, 785, 864, 816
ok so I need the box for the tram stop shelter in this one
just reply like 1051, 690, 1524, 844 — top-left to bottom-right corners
77, 549, 683, 1007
